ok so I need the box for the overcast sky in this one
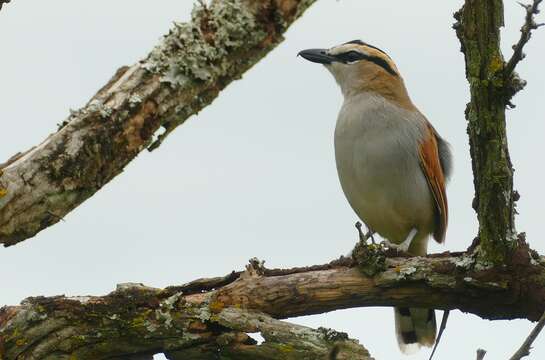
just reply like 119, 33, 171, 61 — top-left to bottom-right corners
1, 1, 544, 359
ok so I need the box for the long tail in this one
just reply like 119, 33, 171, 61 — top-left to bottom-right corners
394, 307, 436, 354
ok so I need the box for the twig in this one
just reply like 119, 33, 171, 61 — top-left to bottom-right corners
509, 311, 545, 360
429, 310, 450, 360
0, 0, 11, 12
476, 348, 487, 360
355, 221, 375, 244
505, 0, 544, 76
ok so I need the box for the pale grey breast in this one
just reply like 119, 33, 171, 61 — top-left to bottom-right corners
334, 93, 435, 244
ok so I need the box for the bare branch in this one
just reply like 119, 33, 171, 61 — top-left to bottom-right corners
0, 0, 317, 247
476, 349, 487, 360
428, 310, 450, 360
2, 250, 545, 358
0, 0, 11, 12
509, 311, 545, 360
505, 0, 544, 76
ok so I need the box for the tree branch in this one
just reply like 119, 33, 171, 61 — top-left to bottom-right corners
0, 0, 11, 12
509, 311, 545, 360
428, 310, 449, 360
0, 0, 317, 247
454, 1, 518, 264
476, 349, 487, 360
2, 247, 545, 359
505, 0, 544, 77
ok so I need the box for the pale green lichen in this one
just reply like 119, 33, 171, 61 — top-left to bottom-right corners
87, 99, 112, 119
128, 94, 143, 108
452, 255, 475, 269
155, 292, 184, 328
143, 0, 265, 88
398, 265, 417, 278
317, 327, 349, 342
474, 258, 494, 271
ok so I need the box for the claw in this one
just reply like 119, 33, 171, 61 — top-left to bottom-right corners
380, 228, 418, 253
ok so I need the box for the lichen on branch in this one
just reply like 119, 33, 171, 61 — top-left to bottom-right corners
0, 0, 318, 247
454, 0, 518, 264
1, 250, 544, 359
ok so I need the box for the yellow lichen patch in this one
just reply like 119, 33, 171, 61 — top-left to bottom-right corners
15, 338, 27, 347
278, 344, 294, 353
489, 55, 504, 73
209, 300, 225, 314
0, 188, 7, 198
131, 309, 152, 328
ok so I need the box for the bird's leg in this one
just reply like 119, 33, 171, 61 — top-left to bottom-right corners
381, 228, 417, 253
355, 221, 376, 244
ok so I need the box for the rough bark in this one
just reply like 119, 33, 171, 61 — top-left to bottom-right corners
0, 0, 317, 247
0, 292, 371, 360
2, 247, 545, 359
454, 0, 518, 265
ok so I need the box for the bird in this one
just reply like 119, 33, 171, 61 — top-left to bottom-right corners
298, 40, 452, 354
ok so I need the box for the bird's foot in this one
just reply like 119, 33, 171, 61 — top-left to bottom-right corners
380, 239, 410, 253
380, 228, 417, 254
355, 221, 375, 244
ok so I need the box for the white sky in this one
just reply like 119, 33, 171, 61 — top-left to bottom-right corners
1, 1, 544, 359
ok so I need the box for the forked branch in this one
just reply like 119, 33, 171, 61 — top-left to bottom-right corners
505, 0, 544, 76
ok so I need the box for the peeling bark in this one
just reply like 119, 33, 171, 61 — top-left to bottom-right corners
0, 0, 317, 247
1, 248, 545, 359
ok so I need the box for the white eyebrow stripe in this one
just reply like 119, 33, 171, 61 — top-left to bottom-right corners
328, 44, 369, 56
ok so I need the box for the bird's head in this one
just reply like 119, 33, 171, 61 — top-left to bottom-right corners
299, 40, 410, 105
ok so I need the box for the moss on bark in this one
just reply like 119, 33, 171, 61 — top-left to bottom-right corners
454, 0, 518, 264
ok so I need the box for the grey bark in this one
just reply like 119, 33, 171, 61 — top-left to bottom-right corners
0, 0, 317, 247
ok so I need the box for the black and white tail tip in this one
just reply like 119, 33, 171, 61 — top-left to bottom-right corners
394, 307, 437, 354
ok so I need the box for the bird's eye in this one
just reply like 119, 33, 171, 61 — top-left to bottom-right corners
337, 50, 364, 64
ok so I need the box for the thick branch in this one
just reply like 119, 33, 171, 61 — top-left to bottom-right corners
2, 248, 545, 359
0, 0, 317, 247
454, 1, 518, 264
453, 1, 542, 265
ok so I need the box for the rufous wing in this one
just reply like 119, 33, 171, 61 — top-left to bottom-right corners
418, 124, 448, 243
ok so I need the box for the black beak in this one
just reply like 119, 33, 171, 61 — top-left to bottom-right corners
298, 48, 336, 65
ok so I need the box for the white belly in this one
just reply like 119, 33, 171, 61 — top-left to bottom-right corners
334, 94, 435, 245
